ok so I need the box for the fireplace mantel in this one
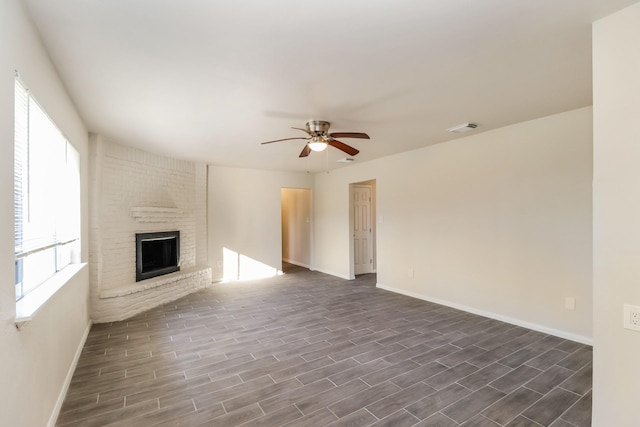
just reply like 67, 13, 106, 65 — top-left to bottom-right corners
130, 206, 184, 222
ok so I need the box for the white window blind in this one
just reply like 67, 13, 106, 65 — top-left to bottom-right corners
14, 77, 81, 301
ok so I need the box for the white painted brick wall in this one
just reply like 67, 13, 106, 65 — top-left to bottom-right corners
89, 135, 211, 323
92, 267, 212, 323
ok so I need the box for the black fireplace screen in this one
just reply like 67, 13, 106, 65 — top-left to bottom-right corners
136, 231, 180, 281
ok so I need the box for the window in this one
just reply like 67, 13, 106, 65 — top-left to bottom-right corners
14, 76, 80, 301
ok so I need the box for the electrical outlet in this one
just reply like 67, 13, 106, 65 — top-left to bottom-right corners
632, 312, 640, 326
623, 304, 640, 331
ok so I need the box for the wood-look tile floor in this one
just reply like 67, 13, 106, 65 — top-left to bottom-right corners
57, 264, 592, 427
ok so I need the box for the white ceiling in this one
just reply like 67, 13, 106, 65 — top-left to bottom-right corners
23, 0, 636, 172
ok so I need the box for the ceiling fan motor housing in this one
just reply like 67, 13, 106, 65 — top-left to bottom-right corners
306, 120, 331, 136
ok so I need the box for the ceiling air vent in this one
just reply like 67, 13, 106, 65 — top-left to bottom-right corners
337, 158, 355, 163
447, 122, 478, 133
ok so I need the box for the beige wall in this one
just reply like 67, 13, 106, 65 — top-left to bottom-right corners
314, 107, 593, 341
281, 188, 312, 268
208, 166, 313, 281
0, 1, 91, 426
593, 3, 640, 424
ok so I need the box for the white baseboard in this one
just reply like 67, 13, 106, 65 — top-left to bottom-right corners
376, 283, 592, 346
48, 320, 93, 427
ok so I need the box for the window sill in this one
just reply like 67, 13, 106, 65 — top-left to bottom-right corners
15, 263, 87, 329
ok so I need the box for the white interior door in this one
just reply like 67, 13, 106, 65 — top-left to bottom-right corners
353, 185, 373, 275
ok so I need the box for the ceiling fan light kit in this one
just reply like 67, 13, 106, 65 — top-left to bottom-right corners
308, 137, 328, 152
447, 122, 478, 133
260, 120, 370, 158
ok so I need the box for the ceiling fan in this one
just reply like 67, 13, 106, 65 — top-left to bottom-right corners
261, 120, 370, 158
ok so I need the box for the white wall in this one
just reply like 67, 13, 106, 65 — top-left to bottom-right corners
281, 188, 312, 268
0, 1, 91, 426
592, 3, 640, 424
314, 108, 593, 341
208, 166, 313, 281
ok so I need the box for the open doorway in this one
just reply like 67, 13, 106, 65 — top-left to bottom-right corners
350, 180, 376, 277
281, 188, 312, 273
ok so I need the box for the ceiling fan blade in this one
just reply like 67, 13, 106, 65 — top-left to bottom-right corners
329, 140, 360, 156
329, 132, 370, 139
299, 145, 311, 158
261, 137, 308, 145
292, 127, 311, 135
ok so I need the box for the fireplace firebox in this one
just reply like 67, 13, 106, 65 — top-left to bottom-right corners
136, 231, 180, 282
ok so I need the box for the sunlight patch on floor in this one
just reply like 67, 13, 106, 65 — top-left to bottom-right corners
222, 247, 283, 282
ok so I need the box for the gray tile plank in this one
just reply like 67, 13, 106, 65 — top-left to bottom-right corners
406, 383, 472, 420
525, 349, 570, 370
559, 390, 592, 427
369, 409, 421, 427
282, 408, 338, 427
524, 365, 574, 395
490, 365, 542, 394
481, 387, 543, 425
240, 405, 304, 427
391, 362, 449, 389
296, 358, 360, 385
424, 362, 479, 390
106, 400, 196, 427
193, 375, 275, 409
259, 378, 335, 414
383, 344, 433, 364
329, 381, 402, 418
328, 358, 392, 386
458, 363, 512, 391
466, 346, 515, 368
366, 381, 436, 419
326, 408, 378, 427
521, 388, 580, 426
505, 415, 545, 426
353, 342, 407, 364
269, 356, 334, 382
438, 345, 488, 368
556, 348, 593, 371
200, 403, 264, 427
441, 386, 506, 424
361, 359, 421, 386
159, 374, 242, 408
460, 414, 502, 426
558, 363, 592, 396
414, 412, 458, 427
410, 344, 460, 365
294, 379, 369, 415
56, 399, 159, 427
222, 377, 302, 413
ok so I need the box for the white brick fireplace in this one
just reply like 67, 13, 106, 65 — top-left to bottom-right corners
89, 135, 211, 322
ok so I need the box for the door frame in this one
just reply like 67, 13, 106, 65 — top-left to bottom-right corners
348, 179, 376, 279
280, 187, 313, 270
